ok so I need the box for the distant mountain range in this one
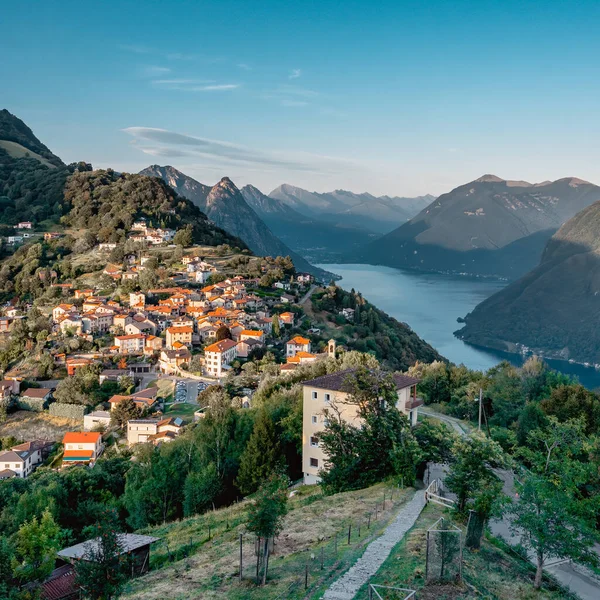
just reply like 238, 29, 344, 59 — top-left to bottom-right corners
358, 174, 600, 279
456, 198, 600, 364
140, 165, 334, 280
268, 183, 433, 234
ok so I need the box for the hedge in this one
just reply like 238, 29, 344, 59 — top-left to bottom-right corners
48, 403, 87, 420
17, 398, 47, 412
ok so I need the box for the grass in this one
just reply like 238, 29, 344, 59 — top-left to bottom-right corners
358, 501, 573, 600
122, 482, 412, 600
0, 410, 80, 442
163, 402, 198, 423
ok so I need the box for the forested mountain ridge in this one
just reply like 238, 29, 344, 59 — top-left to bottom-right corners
359, 175, 600, 279
0, 109, 64, 167
456, 198, 600, 364
140, 165, 333, 280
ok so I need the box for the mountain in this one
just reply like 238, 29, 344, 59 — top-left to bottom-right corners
0, 109, 64, 168
241, 184, 378, 262
358, 175, 600, 279
268, 184, 432, 234
140, 166, 333, 280
456, 200, 600, 364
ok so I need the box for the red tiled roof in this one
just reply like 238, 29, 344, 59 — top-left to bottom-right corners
63, 432, 101, 444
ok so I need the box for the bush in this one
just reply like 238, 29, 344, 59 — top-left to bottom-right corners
17, 397, 46, 412
48, 403, 87, 420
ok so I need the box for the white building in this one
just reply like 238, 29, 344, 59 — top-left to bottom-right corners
204, 338, 238, 377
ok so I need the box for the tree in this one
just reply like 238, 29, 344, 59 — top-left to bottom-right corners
445, 431, 505, 514
318, 368, 422, 494
110, 397, 142, 428
183, 463, 222, 517
246, 473, 289, 585
236, 410, 284, 495
271, 316, 280, 338
13, 508, 62, 582
509, 417, 597, 588
0, 536, 14, 598
215, 325, 232, 341
74, 510, 129, 600
173, 226, 193, 248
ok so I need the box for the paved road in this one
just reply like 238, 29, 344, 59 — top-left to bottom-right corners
299, 284, 317, 305
421, 407, 600, 600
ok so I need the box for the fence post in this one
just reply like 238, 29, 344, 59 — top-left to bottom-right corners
368, 513, 371, 529
383, 492, 386, 509
305, 563, 309, 589
425, 530, 430, 581
320, 546, 324, 570
335, 532, 338, 554
239, 533, 243, 582
348, 523, 351, 545
368, 584, 373, 600
358, 523, 361, 538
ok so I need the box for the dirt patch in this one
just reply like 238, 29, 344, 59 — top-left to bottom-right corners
0, 410, 80, 442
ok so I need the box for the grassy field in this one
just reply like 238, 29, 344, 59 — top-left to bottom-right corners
359, 501, 573, 600
0, 410, 80, 442
122, 482, 412, 600
163, 402, 197, 423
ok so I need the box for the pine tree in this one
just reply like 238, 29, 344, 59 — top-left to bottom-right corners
236, 411, 284, 495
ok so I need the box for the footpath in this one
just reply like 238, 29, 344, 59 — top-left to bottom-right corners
323, 490, 426, 600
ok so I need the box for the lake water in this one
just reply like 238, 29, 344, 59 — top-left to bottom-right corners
318, 263, 600, 389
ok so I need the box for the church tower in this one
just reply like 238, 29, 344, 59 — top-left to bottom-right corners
328, 339, 336, 358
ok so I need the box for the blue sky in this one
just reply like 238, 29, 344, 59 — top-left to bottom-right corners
3, 0, 600, 196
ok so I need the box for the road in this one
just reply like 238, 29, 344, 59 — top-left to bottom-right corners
299, 284, 317, 305
421, 407, 600, 600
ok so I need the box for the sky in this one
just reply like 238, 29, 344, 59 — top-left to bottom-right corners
2, 0, 600, 196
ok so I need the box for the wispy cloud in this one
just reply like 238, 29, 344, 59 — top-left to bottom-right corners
281, 99, 308, 108
150, 79, 240, 92
289, 68, 302, 79
166, 52, 196, 61
119, 43, 153, 54
143, 66, 171, 76
275, 85, 319, 98
237, 63, 252, 71
123, 126, 352, 174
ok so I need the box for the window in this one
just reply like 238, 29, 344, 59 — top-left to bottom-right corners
323, 418, 330, 427
311, 415, 318, 424
325, 393, 331, 402
310, 436, 319, 448
310, 457, 319, 468
312, 391, 318, 400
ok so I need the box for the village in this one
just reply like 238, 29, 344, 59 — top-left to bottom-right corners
0, 221, 375, 479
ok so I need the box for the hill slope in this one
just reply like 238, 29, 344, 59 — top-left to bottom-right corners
140, 166, 332, 280
359, 175, 600, 279
269, 184, 432, 234
241, 184, 378, 262
0, 109, 64, 167
456, 199, 600, 364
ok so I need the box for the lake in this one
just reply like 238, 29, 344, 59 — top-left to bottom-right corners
318, 263, 600, 389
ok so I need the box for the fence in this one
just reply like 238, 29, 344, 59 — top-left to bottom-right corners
424, 478, 455, 509
368, 584, 417, 600
425, 517, 463, 584
148, 484, 407, 599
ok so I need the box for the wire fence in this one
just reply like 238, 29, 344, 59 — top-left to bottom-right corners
146, 484, 409, 599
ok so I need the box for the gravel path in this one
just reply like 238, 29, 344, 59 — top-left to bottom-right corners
323, 490, 426, 600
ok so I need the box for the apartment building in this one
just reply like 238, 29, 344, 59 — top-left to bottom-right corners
301, 369, 422, 484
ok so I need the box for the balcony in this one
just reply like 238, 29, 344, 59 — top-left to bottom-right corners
406, 396, 424, 410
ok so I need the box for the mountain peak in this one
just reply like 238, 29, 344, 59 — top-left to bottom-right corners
474, 174, 505, 183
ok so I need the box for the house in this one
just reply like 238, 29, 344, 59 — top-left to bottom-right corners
66, 357, 92, 376
62, 432, 104, 466
204, 338, 238, 378
236, 337, 263, 358
239, 329, 265, 344
83, 411, 112, 431
159, 347, 192, 374
0, 317, 12, 333
286, 335, 311, 357
114, 334, 146, 354
127, 417, 183, 446
300, 369, 422, 484
44, 231, 63, 241
7, 235, 24, 244
0, 378, 19, 400
108, 387, 158, 412
0, 440, 51, 478
297, 273, 313, 284
165, 325, 193, 349
20, 387, 53, 406
340, 308, 355, 320
274, 281, 291, 291
53, 304, 75, 322
98, 242, 117, 250
17, 221, 33, 229
280, 293, 295, 304
278, 311, 295, 326
144, 335, 164, 354
99, 369, 131, 384
286, 351, 318, 366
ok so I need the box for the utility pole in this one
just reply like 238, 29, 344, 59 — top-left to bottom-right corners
478, 388, 483, 431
